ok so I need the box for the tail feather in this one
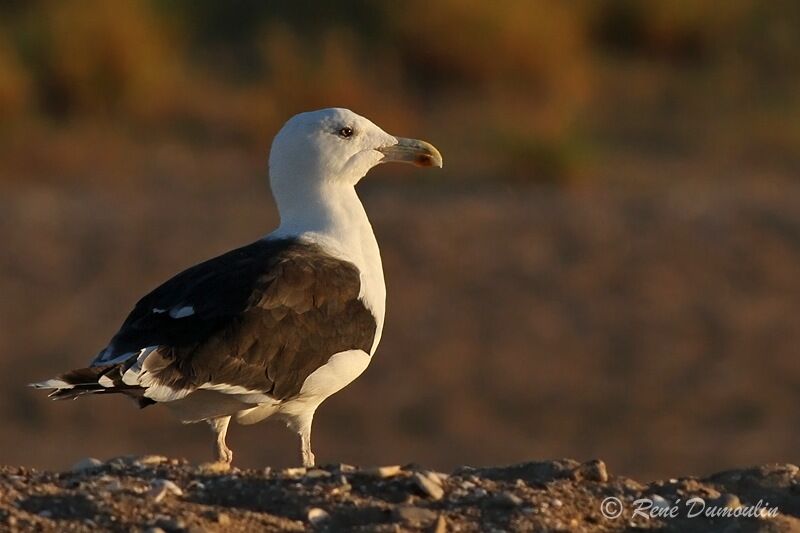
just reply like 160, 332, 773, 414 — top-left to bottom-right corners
30, 364, 153, 406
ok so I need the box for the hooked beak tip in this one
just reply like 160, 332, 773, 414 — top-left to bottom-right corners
378, 137, 443, 169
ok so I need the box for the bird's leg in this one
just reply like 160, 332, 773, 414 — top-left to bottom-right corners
287, 411, 316, 467
207, 416, 233, 464
300, 426, 315, 468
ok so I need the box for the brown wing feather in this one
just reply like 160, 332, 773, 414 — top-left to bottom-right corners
145, 242, 376, 401
37, 239, 377, 405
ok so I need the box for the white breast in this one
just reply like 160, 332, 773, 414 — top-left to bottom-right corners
272, 184, 386, 355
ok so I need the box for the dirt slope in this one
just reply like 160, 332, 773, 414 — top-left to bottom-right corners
0, 457, 798, 532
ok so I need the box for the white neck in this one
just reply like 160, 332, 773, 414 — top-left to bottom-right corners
270, 182, 386, 354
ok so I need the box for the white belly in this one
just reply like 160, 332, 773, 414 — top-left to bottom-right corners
235, 349, 371, 426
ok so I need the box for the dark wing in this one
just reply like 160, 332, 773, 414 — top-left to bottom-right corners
85, 238, 376, 402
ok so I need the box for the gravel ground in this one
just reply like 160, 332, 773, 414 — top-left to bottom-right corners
0, 457, 798, 532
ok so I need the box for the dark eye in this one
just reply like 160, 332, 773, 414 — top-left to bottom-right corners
338, 127, 354, 138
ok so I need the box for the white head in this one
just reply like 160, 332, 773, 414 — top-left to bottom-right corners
269, 108, 442, 195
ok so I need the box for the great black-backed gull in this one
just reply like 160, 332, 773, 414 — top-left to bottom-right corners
32, 108, 442, 467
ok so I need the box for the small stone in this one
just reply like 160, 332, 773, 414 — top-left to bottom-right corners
198, 462, 230, 474
580, 460, 608, 483
155, 517, 186, 531
145, 528, 166, 533
308, 507, 330, 525
331, 475, 352, 495
366, 465, 403, 478
148, 479, 183, 503
305, 469, 331, 479
491, 492, 523, 508
108, 455, 138, 467
205, 511, 231, 525
413, 472, 444, 501
71, 457, 103, 472
552, 498, 563, 508
453, 465, 476, 476
719, 494, 741, 509
427, 471, 449, 484
137, 455, 169, 466
101, 478, 123, 492
38, 510, 52, 518
186, 480, 206, 491
285, 467, 307, 477
394, 506, 438, 525
431, 515, 447, 533
651, 495, 671, 511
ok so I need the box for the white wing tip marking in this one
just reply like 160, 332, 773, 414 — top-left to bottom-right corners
169, 306, 195, 319
29, 379, 72, 389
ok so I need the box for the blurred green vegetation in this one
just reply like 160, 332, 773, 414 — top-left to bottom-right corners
1, 0, 799, 183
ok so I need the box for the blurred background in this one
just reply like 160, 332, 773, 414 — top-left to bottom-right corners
1, 0, 799, 480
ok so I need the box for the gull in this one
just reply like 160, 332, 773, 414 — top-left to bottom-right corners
32, 108, 442, 467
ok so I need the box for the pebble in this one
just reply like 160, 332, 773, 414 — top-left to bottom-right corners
198, 462, 231, 474
285, 467, 307, 477
99, 478, 123, 492
431, 515, 447, 533
394, 505, 438, 525
71, 457, 103, 472
145, 528, 166, 533
413, 472, 444, 501
148, 479, 184, 503
330, 476, 352, 495
718, 493, 741, 509
651, 494, 671, 511
491, 492, 523, 508
154, 517, 186, 531
305, 469, 331, 479
186, 481, 205, 491
365, 465, 403, 478
107, 455, 138, 467
419, 471, 447, 485
204, 511, 231, 525
136, 455, 169, 466
307, 507, 330, 525
581, 460, 609, 483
